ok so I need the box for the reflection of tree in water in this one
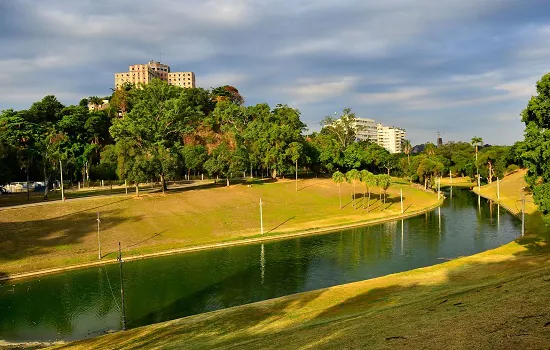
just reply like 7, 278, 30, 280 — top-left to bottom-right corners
0, 266, 120, 341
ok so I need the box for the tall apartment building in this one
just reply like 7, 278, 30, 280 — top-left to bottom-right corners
114, 60, 196, 89
354, 118, 378, 142
377, 124, 406, 154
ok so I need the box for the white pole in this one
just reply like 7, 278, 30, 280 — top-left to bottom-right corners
497, 177, 500, 201
295, 159, 298, 192
97, 212, 101, 259
449, 170, 452, 184
202, 173, 204, 181
125, 179, 128, 194
260, 198, 264, 235
521, 189, 525, 237
400, 189, 403, 213
60, 160, 65, 202
78, 181, 80, 190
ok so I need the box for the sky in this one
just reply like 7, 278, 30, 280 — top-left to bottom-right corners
1, 0, 549, 146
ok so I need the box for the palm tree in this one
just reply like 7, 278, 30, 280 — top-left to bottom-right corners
424, 142, 436, 156
361, 170, 375, 211
332, 171, 345, 209
471, 136, 483, 161
402, 139, 412, 165
346, 169, 360, 208
379, 174, 392, 205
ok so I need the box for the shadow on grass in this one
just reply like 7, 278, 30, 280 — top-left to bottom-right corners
267, 216, 296, 234
0, 208, 141, 264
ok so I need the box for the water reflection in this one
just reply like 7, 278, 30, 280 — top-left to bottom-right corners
0, 189, 520, 342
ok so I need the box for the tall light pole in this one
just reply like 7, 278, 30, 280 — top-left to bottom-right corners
400, 189, 403, 213
497, 177, 500, 201
97, 213, 101, 259
521, 188, 525, 237
59, 160, 65, 202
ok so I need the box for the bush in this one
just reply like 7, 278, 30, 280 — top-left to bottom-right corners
506, 164, 519, 175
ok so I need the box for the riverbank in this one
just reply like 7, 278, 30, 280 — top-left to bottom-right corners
54, 170, 550, 349
0, 178, 439, 279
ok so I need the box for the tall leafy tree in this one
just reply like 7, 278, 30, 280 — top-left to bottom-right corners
520, 72, 550, 224
320, 108, 362, 152
110, 79, 200, 193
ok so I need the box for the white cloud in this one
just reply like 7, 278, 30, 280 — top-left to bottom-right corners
197, 73, 249, 89
283, 76, 359, 104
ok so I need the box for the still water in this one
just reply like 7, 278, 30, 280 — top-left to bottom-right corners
0, 188, 520, 342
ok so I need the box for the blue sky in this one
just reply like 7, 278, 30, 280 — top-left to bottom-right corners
1, 0, 549, 145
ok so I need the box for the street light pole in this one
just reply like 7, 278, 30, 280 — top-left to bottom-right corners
59, 160, 65, 202
521, 189, 525, 237
97, 212, 101, 259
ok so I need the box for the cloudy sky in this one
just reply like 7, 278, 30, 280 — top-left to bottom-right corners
1, 0, 548, 145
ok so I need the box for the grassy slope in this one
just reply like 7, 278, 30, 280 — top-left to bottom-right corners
0, 178, 437, 276
55, 170, 550, 350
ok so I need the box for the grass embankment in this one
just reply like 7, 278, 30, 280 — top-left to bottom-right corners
0, 178, 438, 278
56, 170, 550, 350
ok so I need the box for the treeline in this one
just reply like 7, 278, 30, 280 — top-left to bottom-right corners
0, 77, 525, 199
0, 80, 396, 198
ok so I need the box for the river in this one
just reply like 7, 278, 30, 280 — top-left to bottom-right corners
0, 188, 520, 342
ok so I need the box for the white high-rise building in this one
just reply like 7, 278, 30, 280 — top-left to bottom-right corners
354, 118, 378, 142
377, 124, 406, 154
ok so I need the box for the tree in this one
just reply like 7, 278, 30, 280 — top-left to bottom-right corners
346, 169, 360, 208
182, 144, 208, 179
332, 171, 345, 209
402, 139, 412, 164
520, 72, 550, 224
424, 142, 436, 156
212, 85, 245, 105
320, 108, 362, 152
377, 174, 392, 205
360, 170, 374, 211
471, 136, 483, 161
110, 79, 200, 193
286, 142, 303, 191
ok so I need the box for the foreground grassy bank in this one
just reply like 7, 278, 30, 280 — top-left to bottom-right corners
56, 170, 550, 350
0, 178, 438, 278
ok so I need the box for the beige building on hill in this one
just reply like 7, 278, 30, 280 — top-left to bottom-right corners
114, 60, 196, 89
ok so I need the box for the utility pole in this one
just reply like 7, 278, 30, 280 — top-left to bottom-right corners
400, 189, 403, 213
521, 189, 525, 237
25, 159, 30, 202
118, 242, 127, 331
125, 179, 128, 195
60, 160, 65, 202
295, 159, 298, 192
97, 213, 101, 259
260, 198, 264, 235
497, 177, 500, 201
449, 170, 452, 184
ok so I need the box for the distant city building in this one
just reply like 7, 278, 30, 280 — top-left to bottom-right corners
354, 118, 378, 142
437, 132, 443, 146
376, 124, 406, 154
114, 60, 196, 89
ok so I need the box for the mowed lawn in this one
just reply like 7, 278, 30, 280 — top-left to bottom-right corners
0, 178, 438, 276
56, 170, 550, 350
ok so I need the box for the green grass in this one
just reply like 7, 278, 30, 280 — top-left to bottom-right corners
0, 178, 438, 277
52, 170, 550, 350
